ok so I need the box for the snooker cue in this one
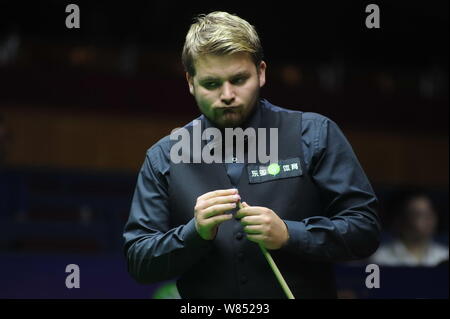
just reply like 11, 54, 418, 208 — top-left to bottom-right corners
237, 201, 295, 299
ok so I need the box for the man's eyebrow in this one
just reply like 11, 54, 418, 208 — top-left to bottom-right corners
198, 71, 251, 82
198, 76, 220, 82
232, 71, 251, 78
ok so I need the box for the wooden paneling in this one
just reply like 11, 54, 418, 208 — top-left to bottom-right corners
345, 130, 448, 187
2, 106, 193, 171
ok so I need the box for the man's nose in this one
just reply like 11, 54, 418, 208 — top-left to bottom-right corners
220, 82, 235, 105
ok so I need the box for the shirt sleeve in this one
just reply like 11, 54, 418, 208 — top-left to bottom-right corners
281, 116, 381, 262
123, 142, 213, 284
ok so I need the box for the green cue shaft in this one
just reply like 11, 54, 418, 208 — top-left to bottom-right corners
258, 243, 295, 299
237, 201, 295, 299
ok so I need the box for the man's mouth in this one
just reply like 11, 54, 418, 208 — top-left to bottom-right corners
220, 106, 240, 113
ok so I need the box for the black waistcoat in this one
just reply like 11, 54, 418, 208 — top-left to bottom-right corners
168, 101, 336, 298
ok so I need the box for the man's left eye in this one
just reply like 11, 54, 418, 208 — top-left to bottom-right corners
232, 78, 246, 85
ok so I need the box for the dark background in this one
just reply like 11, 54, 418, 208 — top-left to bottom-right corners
0, 1, 448, 131
0, 0, 448, 298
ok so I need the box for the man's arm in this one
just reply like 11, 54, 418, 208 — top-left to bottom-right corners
282, 117, 381, 262
123, 143, 213, 284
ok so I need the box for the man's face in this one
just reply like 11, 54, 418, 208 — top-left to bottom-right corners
187, 52, 266, 128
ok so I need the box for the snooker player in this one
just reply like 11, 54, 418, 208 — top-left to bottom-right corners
123, 11, 380, 298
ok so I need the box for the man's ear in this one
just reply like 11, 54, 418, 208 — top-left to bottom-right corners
258, 61, 267, 88
186, 72, 194, 95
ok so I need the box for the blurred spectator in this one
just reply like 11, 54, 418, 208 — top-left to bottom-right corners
370, 190, 448, 266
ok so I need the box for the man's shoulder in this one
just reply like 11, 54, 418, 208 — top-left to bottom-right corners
302, 112, 331, 124
146, 135, 171, 157
261, 99, 331, 124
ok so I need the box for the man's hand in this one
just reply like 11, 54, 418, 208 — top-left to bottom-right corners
235, 202, 290, 250
194, 188, 240, 240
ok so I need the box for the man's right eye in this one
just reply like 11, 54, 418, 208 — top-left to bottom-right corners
203, 82, 220, 89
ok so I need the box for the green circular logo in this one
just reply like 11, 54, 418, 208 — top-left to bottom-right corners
267, 163, 280, 176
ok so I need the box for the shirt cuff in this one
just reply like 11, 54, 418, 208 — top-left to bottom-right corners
181, 218, 214, 248
281, 219, 309, 254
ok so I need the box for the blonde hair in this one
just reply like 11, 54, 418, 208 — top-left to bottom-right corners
182, 11, 263, 76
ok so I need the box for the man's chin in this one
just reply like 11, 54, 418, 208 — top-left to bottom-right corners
211, 114, 242, 128
217, 118, 244, 129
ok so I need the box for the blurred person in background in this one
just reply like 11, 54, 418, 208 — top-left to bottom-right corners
370, 190, 448, 266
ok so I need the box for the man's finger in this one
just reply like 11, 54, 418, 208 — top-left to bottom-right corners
207, 213, 233, 226
202, 194, 240, 209
246, 234, 265, 244
240, 215, 262, 226
243, 225, 262, 234
198, 189, 238, 201
203, 203, 236, 218
235, 207, 264, 219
